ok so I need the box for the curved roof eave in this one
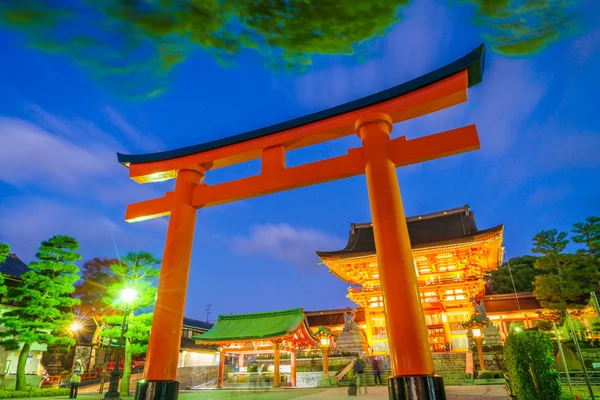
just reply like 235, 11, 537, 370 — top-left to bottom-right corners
117, 44, 486, 166
316, 224, 503, 260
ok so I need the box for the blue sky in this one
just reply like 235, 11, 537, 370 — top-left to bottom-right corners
1, 0, 599, 322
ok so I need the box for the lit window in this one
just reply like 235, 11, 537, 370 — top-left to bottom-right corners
445, 290, 454, 294
456, 295, 465, 300
446, 296, 455, 301
455, 289, 464, 294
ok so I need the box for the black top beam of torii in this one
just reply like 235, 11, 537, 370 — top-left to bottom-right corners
117, 44, 485, 166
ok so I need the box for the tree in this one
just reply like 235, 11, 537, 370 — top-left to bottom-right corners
102, 252, 160, 396
0, 243, 9, 297
0, 0, 583, 98
572, 216, 600, 257
0, 236, 81, 390
73, 258, 120, 345
103, 312, 153, 369
490, 255, 539, 294
532, 230, 597, 320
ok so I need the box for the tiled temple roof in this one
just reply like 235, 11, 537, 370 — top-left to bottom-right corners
0, 254, 28, 277
317, 205, 503, 259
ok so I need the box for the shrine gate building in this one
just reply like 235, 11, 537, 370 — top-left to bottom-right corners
316, 205, 504, 354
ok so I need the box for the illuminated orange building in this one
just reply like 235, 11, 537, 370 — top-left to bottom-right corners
317, 205, 504, 354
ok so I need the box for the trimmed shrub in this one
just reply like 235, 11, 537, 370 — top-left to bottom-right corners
478, 372, 494, 380
0, 388, 69, 399
504, 330, 562, 400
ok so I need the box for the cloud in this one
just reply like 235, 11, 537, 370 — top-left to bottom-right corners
536, 131, 600, 170
469, 57, 546, 155
230, 224, 345, 270
103, 106, 163, 152
0, 117, 116, 191
293, 0, 452, 109
500, 127, 600, 185
0, 116, 167, 204
0, 110, 171, 262
0, 197, 166, 263
570, 29, 600, 65
527, 183, 572, 205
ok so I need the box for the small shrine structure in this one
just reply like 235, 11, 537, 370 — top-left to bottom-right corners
192, 308, 317, 388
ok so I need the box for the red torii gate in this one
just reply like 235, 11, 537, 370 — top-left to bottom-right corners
120, 45, 486, 400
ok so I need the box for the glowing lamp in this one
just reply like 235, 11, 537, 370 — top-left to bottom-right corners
70, 322, 82, 332
441, 314, 447, 323
514, 327, 522, 332
472, 328, 481, 338
120, 288, 138, 303
320, 337, 330, 347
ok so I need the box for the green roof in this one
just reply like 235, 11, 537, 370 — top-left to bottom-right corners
192, 308, 309, 343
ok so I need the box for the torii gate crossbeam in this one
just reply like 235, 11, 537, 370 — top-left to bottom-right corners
120, 44, 486, 400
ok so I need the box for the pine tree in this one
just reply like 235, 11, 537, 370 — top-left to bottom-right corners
0, 236, 81, 390
102, 252, 160, 396
532, 229, 598, 320
0, 243, 9, 297
572, 216, 600, 257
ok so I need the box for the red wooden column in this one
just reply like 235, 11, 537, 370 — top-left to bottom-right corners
357, 113, 444, 399
322, 347, 329, 376
238, 354, 244, 370
217, 349, 225, 388
273, 344, 281, 388
143, 166, 204, 398
290, 349, 297, 387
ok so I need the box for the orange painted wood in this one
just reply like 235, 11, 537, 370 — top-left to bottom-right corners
143, 167, 204, 381
124, 125, 479, 222
357, 113, 434, 376
128, 71, 468, 183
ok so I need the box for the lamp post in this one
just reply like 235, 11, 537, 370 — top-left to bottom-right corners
65, 322, 82, 368
104, 288, 137, 399
314, 326, 334, 387
471, 328, 486, 372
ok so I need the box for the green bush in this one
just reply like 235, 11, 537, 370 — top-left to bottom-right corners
504, 330, 562, 400
478, 372, 494, 380
0, 388, 69, 399
477, 370, 504, 379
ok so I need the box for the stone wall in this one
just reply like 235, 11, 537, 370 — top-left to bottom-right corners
432, 352, 468, 383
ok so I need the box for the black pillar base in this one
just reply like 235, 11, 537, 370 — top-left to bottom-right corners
388, 375, 446, 400
135, 380, 179, 400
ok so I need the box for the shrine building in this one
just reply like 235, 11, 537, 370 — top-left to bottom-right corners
316, 205, 504, 354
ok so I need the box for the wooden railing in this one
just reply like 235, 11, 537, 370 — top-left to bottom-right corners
336, 359, 356, 382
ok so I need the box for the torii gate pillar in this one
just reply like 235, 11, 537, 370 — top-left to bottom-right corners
358, 113, 443, 398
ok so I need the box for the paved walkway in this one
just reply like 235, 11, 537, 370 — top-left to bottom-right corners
41, 385, 508, 400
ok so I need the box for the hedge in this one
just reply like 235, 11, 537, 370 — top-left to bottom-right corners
504, 330, 562, 400
0, 388, 70, 399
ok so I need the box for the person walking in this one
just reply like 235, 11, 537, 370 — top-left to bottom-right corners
39, 369, 50, 388
69, 360, 83, 399
353, 355, 367, 395
371, 357, 382, 386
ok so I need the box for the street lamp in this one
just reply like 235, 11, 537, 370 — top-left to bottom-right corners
471, 328, 486, 372
65, 321, 83, 368
104, 288, 138, 399
70, 322, 82, 332
314, 326, 333, 381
